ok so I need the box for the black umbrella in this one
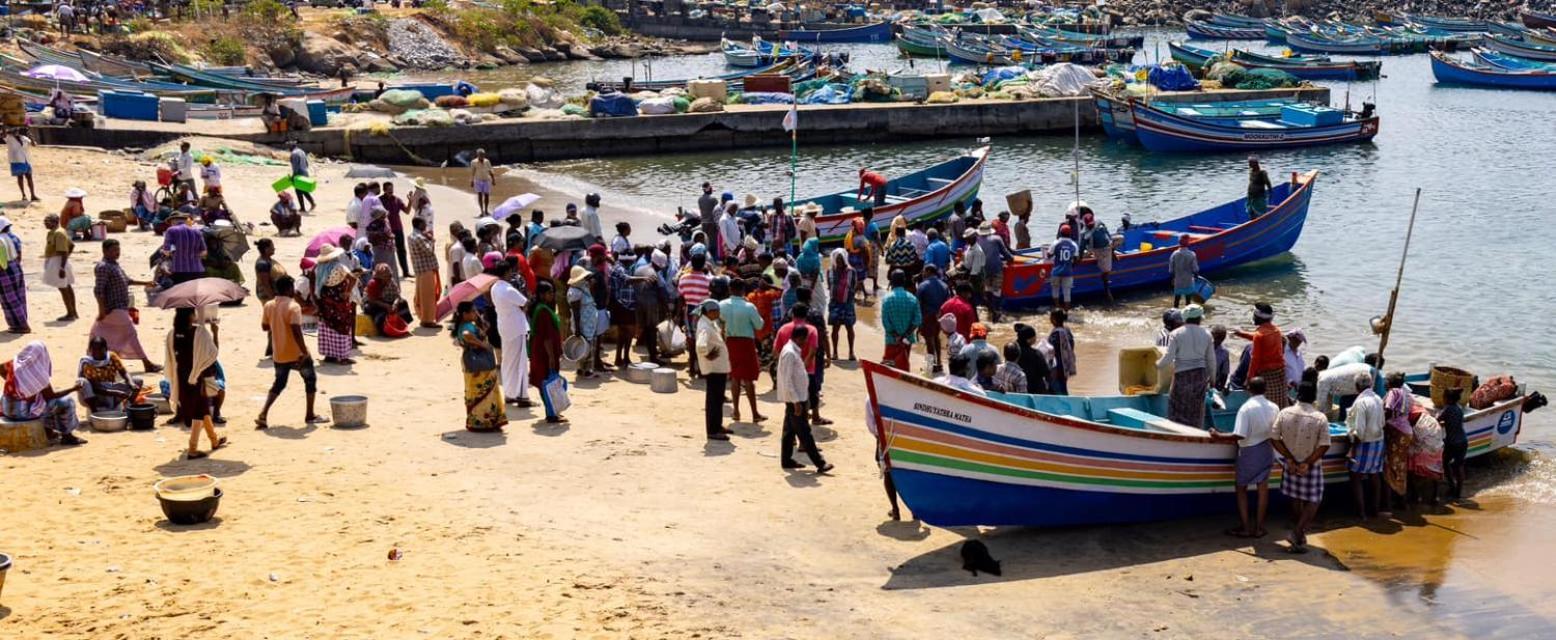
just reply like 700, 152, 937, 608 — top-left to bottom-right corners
536, 225, 594, 253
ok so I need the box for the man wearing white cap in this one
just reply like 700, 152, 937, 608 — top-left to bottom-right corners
1157, 303, 1216, 428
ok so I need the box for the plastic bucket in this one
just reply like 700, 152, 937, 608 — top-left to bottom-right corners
330, 395, 368, 428
127, 403, 157, 430
0, 552, 10, 603
155, 474, 218, 501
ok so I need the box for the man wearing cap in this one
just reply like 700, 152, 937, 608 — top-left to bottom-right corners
1049, 224, 1079, 312
159, 211, 207, 284
1157, 304, 1216, 428
288, 140, 316, 212
1247, 157, 1273, 219
694, 299, 731, 441
1169, 234, 1200, 307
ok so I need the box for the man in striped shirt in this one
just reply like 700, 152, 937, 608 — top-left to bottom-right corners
159, 212, 206, 284
676, 253, 712, 377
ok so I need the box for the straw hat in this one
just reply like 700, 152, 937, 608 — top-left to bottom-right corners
743, 193, 759, 208
567, 265, 592, 286
413, 177, 426, 189
977, 222, 994, 236
64, 187, 87, 199
317, 246, 346, 263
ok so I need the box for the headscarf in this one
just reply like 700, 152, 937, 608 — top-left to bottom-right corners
939, 313, 958, 335
528, 247, 555, 284
845, 217, 867, 253
970, 323, 989, 340
315, 257, 349, 297
885, 215, 908, 246
6, 341, 51, 398
781, 270, 803, 314
797, 238, 821, 277
829, 248, 851, 303
1013, 323, 1049, 393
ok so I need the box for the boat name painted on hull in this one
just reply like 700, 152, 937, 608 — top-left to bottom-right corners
913, 402, 972, 424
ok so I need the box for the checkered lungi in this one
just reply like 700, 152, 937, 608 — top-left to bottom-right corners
1280, 458, 1325, 504
318, 324, 354, 359
0, 262, 27, 330
1347, 439, 1385, 475
1259, 368, 1290, 408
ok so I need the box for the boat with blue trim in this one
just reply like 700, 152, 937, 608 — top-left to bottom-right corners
1430, 51, 1556, 90
792, 146, 988, 244
1092, 89, 1302, 144
778, 21, 892, 43
1130, 99, 1379, 153
1186, 20, 1266, 40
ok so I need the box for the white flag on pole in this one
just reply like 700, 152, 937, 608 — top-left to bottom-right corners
781, 103, 797, 133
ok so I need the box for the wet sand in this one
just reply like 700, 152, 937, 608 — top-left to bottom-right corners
1, 145, 1553, 638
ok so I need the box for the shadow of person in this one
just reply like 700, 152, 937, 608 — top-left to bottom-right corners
703, 439, 734, 457
0, 605, 10, 621
439, 429, 508, 448
154, 516, 223, 532
783, 470, 821, 488
258, 424, 318, 440
876, 519, 932, 542
812, 425, 839, 443
153, 457, 252, 479
728, 422, 770, 439
530, 419, 570, 436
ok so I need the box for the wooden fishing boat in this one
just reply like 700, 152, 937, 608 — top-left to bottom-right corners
1131, 100, 1379, 153
1186, 20, 1266, 40
1016, 25, 1143, 49
1482, 34, 1556, 61
1523, 10, 1556, 30
721, 38, 813, 68
1431, 51, 1556, 90
1472, 47, 1556, 70
1486, 21, 1533, 39
0, 65, 216, 101
1404, 15, 1488, 33
793, 146, 988, 244
1209, 13, 1269, 29
1285, 31, 1387, 55
1526, 28, 1556, 46
778, 21, 892, 43
1000, 171, 1316, 307
75, 48, 152, 78
1092, 89, 1298, 144
1228, 48, 1382, 80
862, 357, 1535, 527
896, 24, 953, 57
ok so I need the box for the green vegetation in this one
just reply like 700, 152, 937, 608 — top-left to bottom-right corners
204, 36, 248, 66
426, 0, 620, 52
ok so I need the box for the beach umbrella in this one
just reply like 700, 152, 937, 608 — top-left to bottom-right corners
150, 277, 247, 309
492, 193, 541, 220
23, 64, 88, 82
435, 274, 499, 320
208, 221, 251, 263
305, 226, 357, 258
534, 225, 594, 253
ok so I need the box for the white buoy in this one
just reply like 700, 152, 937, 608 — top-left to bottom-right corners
650, 368, 678, 394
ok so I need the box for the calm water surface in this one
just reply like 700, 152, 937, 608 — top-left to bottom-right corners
407, 29, 1556, 628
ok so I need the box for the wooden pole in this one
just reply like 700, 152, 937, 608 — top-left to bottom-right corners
1376, 187, 1422, 361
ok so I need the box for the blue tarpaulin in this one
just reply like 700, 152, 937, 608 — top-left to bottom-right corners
1147, 64, 1200, 91
589, 91, 638, 117
798, 84, 852, 105
740, 92, 795, 105
980, 65, 1027, 86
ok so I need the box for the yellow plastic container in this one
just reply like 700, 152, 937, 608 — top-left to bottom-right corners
1139, 241, 1154, 252
1118, 347, 1168, 395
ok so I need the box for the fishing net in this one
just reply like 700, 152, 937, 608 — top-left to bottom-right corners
1235, 68, 1300, 90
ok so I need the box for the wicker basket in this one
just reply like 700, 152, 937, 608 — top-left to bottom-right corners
1429, 365, 1476, 408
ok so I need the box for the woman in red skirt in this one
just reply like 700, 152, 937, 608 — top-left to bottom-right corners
722, 278, 766, 423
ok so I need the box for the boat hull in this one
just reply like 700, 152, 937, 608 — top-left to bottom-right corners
1431, 52, 1556, 89
1186, 21, 1265, 40
1132, 102, 1379, 153
779, 22, 891, 43
1524, 10, 1556, 30
1483, 34, 1556, 62
798, 146, 987, 244
864, 360, 1528, 528
1229, 49, 1382, 80
1285, 32, 1386, 55
1001, 171, 1315, 307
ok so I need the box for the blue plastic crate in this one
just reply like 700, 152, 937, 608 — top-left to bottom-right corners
98, 90, 160, 121
1280, 104, 1342, 127
306, 99, 327, 127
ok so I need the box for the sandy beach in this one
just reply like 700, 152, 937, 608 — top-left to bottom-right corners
1, 144, 1553, 639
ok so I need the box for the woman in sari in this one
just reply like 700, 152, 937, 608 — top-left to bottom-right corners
165, 307, 224, 459
529, 281, 567, 423
1408, 405, 1445, 505
843, 217, 871, 300
1383, 372, 1415, 507
827, 248, 856, 361
0, 216, 29, 334
529, 247, 570, 338
313, 247, 358, 365
363, 264, 412, 338
453, 301, 506, 432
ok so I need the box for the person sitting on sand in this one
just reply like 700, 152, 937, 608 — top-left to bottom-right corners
271, 192, 302, 236
362, 264, 412, 338
130, 180, 157, 229
2, 341, 86, 446
76, 336, 143, 412
197, 187, 232, 225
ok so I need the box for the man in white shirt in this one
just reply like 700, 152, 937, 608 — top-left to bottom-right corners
933, 352, 986, 396
346, 183, 365, 229
1157, 304, 1216, 427
491, 266, 531, 407
175, 142, 197, 194
5, 129, 38, 201
1344, 371, 1385, 519
581, 193, 604, 244
777, 324, 831, 473
718, 202, 741, 260
695, 300, 731, 441
1209, 376, 1278, 539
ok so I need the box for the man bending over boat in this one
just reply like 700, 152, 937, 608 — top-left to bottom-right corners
858, 168, 888, 206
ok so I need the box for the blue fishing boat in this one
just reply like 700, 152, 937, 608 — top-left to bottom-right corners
778, 21, 891, 43
611, 58, 810, 92
1186, 20, 1266, 40
1472, 47, 1556, 70
1001, 171, 1316, 307
1483, 34, 1556, 62
1285, 31, 1387, 55
1430, 51, 1556, 90
1131, 100, 1379, 153
1209, 13, 1269, 29
1092, 90, 1299, 144
862, 352, 1536, 527
1228, 48, 1382, 79
1524, 10, 1556, 29
721, 38, 814, 68
794, 146, 988, 244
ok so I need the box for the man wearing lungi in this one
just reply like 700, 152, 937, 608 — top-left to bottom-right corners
92, 240, 161, 372
1271, 381, 1331, 554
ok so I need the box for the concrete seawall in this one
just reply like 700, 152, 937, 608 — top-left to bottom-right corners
31, 87, 1329, 165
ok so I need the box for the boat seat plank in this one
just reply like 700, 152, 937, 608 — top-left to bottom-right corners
1106, 408, 1205, 436
927, 177, 954, 186
1188, 225, 1225, 234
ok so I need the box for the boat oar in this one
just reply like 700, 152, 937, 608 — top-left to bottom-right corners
1374, 187, 1422, 361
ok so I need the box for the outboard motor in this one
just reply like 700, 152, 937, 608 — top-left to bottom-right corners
1360, 102, 1376, 119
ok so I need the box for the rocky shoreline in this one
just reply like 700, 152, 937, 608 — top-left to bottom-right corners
1104, 0, 1535, 26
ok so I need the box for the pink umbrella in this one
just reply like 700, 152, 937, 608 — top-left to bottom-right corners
435, 274, 498, 321
305, 226, 357, 258
150, 277, 248, 309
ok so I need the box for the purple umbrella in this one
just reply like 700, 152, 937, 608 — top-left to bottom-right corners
24, 65, 88, 82
150, 277, 248, 309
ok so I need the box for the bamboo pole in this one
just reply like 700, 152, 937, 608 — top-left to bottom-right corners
1376, 187, 1422, 361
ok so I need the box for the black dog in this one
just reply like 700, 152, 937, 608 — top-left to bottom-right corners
960, 540, 1001, 576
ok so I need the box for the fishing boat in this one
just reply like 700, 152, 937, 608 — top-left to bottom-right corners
1430, 51, 1556, 90
945, 33, 1130, 66
146, 61, 342, 100
1185, 20, 1266, 40
778, 21, 892, 43
1000, 170, 1315, 307
896, 24, 953, 57
1285, 31, 1387, 55
1404, 14, 1488, 33
1016, 25, 1144, 49
1482, 34, 1556, 62
75, 48, 153, 78
793, 146, 988, 244
1526, 28, 1556, 46
1472, 47, 1556, 70
862, 356, 1535, 527
1523, 10, 1556, 30
1092, 89, 1299, 143
1131, 99, 1379, 153
721, 38, 813, 68
1209, 13, 1270, 29
1228, 48, 1382, 80
1486, 21, 1534, 39
607, 58, 805, 92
